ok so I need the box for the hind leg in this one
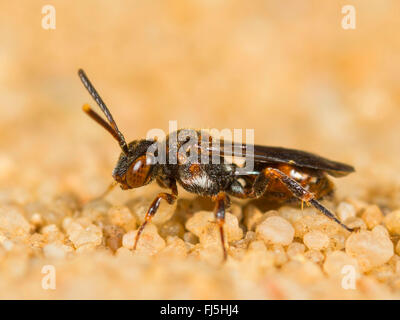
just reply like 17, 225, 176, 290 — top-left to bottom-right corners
230, 168, 352, 231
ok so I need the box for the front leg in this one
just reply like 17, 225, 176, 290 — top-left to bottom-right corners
251, 168, 353, 232
133, 181, 178, 250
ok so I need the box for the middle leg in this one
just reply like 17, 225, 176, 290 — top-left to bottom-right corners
212, 192, 229, 260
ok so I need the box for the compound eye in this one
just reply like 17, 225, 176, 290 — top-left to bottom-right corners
126, 155, 152, 188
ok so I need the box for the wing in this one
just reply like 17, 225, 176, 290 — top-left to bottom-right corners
204, 140, 355, 177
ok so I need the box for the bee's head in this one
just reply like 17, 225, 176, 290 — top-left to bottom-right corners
78, 69, 158, 190
112, 140, 157, 190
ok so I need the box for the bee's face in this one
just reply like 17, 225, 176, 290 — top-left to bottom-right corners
112, 140, 156, 189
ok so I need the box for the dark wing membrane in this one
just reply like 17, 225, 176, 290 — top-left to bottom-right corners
205, 140, 355, 177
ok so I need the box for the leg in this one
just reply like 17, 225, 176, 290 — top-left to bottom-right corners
133, 189, 177, 250
212, 192, 229, 261
251, 168, 353, 232
93, 181, 118, 201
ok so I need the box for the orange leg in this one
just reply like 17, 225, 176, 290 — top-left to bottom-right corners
133, 192, 177, 250
92, 181, 118, 201
213, 192, 229, 261
253, 168, 352, 232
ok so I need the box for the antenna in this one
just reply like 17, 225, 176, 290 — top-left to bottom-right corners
78, 69, 129, 155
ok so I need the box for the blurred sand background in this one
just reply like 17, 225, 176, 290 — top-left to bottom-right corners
0, 0, 400, 299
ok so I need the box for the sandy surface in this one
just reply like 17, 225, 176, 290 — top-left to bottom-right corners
0, 1, 400, 299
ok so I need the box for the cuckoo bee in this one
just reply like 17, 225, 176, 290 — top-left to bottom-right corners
78, 69, 355, 260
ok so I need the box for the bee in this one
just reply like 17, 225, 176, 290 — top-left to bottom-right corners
78, 69, 355, 260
